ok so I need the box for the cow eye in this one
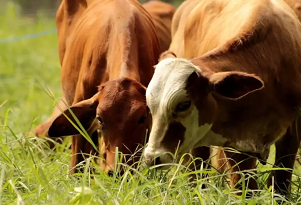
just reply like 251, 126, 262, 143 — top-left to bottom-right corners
96, 115, 104, 124
138, 116, 146, 124
175, 101, 191, 112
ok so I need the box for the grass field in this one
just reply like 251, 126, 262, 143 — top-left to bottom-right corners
1, 2, 301, 205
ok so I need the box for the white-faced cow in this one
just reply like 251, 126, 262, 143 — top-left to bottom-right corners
144, 0, 301, 195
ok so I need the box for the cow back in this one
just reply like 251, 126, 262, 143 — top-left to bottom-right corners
143, 0, 176, 52
59, 0, 161, 104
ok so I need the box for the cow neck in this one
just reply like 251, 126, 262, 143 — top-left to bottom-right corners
105, 18, 143, 84
106, 57, 140, 83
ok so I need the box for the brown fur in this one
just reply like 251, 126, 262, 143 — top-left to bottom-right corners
167, 0, 301, 195
143, 0, 175, 53
36, 0, 160, 174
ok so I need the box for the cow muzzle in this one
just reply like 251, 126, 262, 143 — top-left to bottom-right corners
143, 146, 174, 169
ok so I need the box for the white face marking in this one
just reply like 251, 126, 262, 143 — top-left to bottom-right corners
146, 58, 198, 116
177, 106, 213, 154
195, 129, 227, 148
144, 58, 213, 164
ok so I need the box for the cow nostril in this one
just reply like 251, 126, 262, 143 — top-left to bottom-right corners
107, 170, 114, 177
153, 156, 162, 165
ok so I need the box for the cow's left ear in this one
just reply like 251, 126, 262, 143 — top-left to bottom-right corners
158, 50, 177, 62
48, 95, 99, 137
209, 71, 264, 99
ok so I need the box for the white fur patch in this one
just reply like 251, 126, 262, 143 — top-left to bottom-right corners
195, 129, 228, 147
146, 58, 201, 116
144, 116, 169, 159
177, 106, 213, 154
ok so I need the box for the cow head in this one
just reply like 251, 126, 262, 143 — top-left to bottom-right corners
144, 56, 264, 167
48, 78, 150, 175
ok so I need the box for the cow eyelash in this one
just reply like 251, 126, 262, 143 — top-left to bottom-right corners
96, 115, 104, 124
175, 101, 192, 113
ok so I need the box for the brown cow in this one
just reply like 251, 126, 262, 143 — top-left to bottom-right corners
34, 0, 174, 139
37, 0, 161, 175
144, 0, 301, 196
143, 0, 175, 53
34, 0, 175, 140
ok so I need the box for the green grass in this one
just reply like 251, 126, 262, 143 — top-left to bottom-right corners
1, 2, 301, 204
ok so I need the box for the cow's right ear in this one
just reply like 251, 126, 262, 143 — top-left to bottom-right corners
158, 50, 177, 62
48, 97, 99, 137
209, 71, 264, 99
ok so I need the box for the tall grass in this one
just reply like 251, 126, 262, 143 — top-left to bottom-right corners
1, 2, 301, 204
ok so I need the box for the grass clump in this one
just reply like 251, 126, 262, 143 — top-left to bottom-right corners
1, 2, 301, 204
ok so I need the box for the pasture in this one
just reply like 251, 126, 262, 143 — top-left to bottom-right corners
1, 1, 301, 204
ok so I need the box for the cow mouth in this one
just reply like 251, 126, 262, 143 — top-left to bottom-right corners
144, 149, 175, 168
106, 169, 135, 179
102, 150, 144, 176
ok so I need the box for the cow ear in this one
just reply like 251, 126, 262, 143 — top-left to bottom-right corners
158, 50, 177, 62
48, 97, 99, 137
209, 71, 264, 99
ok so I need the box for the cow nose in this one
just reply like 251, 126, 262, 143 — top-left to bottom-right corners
144, 145, 174, 168
107, 170, 114, 177
144, 155, 161, 166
